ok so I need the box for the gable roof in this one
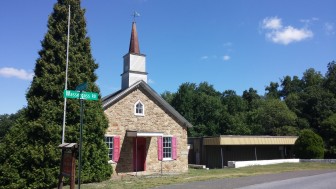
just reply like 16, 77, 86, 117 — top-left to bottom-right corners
102, 80, 193, 128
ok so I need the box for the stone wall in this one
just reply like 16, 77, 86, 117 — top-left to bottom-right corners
104, 88, 189, 174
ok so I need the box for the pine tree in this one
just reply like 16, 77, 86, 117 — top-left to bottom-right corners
0, 0, 111, 188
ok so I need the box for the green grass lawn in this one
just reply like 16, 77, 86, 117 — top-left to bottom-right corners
59, 162, 336, 189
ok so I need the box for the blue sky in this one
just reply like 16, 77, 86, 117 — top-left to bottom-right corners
0, 0, 335, 114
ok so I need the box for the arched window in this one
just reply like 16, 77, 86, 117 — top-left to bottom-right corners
134, 100, 144, 116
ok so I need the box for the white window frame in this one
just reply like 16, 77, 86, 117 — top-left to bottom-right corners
134, 100, 145, 116
105, 135, 114, 163
163, 136, 173, 161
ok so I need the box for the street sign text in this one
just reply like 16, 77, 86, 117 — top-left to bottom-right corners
63, 90, 98, 101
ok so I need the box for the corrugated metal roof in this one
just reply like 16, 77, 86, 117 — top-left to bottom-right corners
203, 135, 298, 145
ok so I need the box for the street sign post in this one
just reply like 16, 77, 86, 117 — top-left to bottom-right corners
63, 87, 98, 188
78, 98, 84, 189
63, 90, 98, 101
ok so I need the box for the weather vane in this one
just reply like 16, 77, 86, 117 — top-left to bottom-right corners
133, 11, 140, 22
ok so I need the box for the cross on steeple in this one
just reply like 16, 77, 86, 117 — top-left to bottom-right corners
132, 11, 140, 22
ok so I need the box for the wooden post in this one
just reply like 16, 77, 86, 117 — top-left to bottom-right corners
69, 148, 76, 189
58, 150, 64, 189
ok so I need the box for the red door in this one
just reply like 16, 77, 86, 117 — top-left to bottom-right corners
133, 138, 146, 172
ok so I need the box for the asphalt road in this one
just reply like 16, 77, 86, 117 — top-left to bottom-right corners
237, 171, 336, 189
154, 170, 336, 189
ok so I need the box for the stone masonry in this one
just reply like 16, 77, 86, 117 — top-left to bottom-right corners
104, 87, 189, 174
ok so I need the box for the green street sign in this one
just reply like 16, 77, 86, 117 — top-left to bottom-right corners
64, 90, 98, 101
76, 82, 87, 91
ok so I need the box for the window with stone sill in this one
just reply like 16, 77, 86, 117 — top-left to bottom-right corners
105, 135, 120, 163
158, 136, 177, 161
163, 136, 172, 160
105, 136, 114, 161
134, 100, 144, 116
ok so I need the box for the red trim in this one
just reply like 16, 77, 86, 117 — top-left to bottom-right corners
172, 136, 177, 160
158, 136, 163, 161
113, 136, 120, 162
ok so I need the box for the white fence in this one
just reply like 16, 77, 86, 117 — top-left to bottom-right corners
228, 159, 300, 168
228, 159, 336, 168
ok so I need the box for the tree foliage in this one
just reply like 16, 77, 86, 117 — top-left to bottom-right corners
324, 61, 336, 94
0, 0, 111, 188
294, 129, 324, 159
265, 82, 280, 99
168, 82, 223, 136
162, 61, 336, 158
255, 99, 297, 135
0, 109, 24, 140
320, 113, 336, 157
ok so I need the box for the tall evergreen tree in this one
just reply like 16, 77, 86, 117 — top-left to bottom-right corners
0, 0, 111, 188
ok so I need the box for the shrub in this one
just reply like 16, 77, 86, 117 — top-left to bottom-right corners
294, 129, 324, 159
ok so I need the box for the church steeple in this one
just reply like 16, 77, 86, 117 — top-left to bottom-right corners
121, 22, 147, 90
129, 22, 140, 54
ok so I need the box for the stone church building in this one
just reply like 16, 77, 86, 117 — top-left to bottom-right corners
102, 22, 192, 175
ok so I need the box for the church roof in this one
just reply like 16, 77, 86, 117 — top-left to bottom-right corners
102, 80, 193, 128
128, 22, 140, 54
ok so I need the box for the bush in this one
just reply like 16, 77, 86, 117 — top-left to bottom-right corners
294, 129, 324, 159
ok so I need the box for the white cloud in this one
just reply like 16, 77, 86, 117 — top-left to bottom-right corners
262, 17, 283, 30
261, 17, 313, 45
0, 67, 34, 80
324, 22, 335, 35
267, 26, 313, 45
223, 55, 230, 61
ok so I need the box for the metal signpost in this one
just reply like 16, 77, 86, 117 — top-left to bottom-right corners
63, 83, 98, 189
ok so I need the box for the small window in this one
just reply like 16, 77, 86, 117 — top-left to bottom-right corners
105, 136, 114, 161
134, 100, 144, 116
163, 137, 172, 159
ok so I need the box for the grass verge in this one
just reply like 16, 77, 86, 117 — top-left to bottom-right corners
59, 162, 336, 189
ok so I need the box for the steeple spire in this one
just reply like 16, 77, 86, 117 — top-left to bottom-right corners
129, 22, 140, 54
121, 21, 147, 89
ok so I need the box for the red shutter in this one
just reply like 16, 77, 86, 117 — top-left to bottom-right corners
172, 136, 177, 160
158, 136, 163, 161
113, 136, 120, 162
